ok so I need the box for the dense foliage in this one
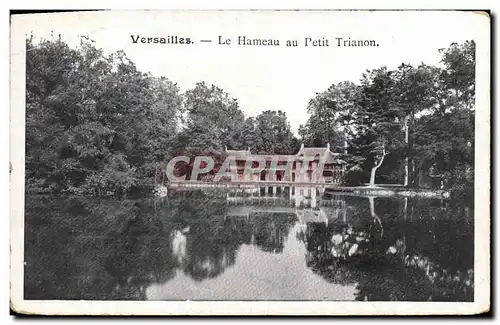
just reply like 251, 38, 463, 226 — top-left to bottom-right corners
26, 36, 301, 195
299, 41, 475, 196
26, 37, 475, 197
26, 37, 183, 195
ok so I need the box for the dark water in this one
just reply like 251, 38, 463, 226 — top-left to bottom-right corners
24, 188, 474, 301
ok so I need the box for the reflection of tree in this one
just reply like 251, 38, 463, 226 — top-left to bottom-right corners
306, 255, 360, 286
403, 254, 474, 301
354, 263, 433, 301
166, 198, 243, 281
158, 195, 299, 281
24, 197, 177, 300
172, 209, 297, 280
25, 193, 474, 302
253, 213, 297, 254
103, 202, 177, 300
368, 197, 383, 239
299, 196, 474, 301
183, 243, 238, 281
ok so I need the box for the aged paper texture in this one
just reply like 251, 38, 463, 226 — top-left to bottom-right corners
10, 10, 490, 315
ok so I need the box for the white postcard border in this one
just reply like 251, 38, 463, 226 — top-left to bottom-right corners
9, 10, 491, 316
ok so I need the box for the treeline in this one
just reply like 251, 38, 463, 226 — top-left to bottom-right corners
26, 36, 474, 197
299, 41, 475, 197
26, 36, 299, 196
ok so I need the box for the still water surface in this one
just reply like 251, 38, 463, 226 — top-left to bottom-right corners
24, 188, 474, 301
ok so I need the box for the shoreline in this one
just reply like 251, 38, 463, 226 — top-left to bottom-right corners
164, 182, 451, 199
328, 186, 450, 199
24, 183, 452, 199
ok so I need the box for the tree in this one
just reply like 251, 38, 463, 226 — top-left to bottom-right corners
299, 82, 359, 152
297, 41, 475, 192
239, 117, 262, 151
439, 41, 475, 111
254, 110, 298, 154
26, 36, 475, 197
181, 82, 244, 155
26, 36, 183, 195
392, 63, 443, 187
352, 67, 404, 186
411, 41, 475, 195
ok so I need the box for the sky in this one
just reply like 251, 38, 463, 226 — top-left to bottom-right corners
15, 10, 487, 134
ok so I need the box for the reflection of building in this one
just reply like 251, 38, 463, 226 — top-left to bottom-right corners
225, 143, 347, 184
223, 189, 348, 254
165, 190, 350, 283
226, 187, 347, 220
225, 188, 349, 256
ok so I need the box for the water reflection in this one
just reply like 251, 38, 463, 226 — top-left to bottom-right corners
24, 187, 474, 301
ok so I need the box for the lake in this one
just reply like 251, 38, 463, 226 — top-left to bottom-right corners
24, 187, 474, 301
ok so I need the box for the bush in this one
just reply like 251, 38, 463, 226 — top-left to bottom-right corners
80, 169, 137, 196
342, 165, 366, 186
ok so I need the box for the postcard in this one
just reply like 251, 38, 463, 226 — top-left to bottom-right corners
10, 10, 490, 315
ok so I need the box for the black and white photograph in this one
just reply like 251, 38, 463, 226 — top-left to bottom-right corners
9, 10, 490, 315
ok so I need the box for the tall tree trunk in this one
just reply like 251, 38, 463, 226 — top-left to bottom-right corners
369, 145, 386, 187
404, 115, 409, 187
344, 124, 348, 154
